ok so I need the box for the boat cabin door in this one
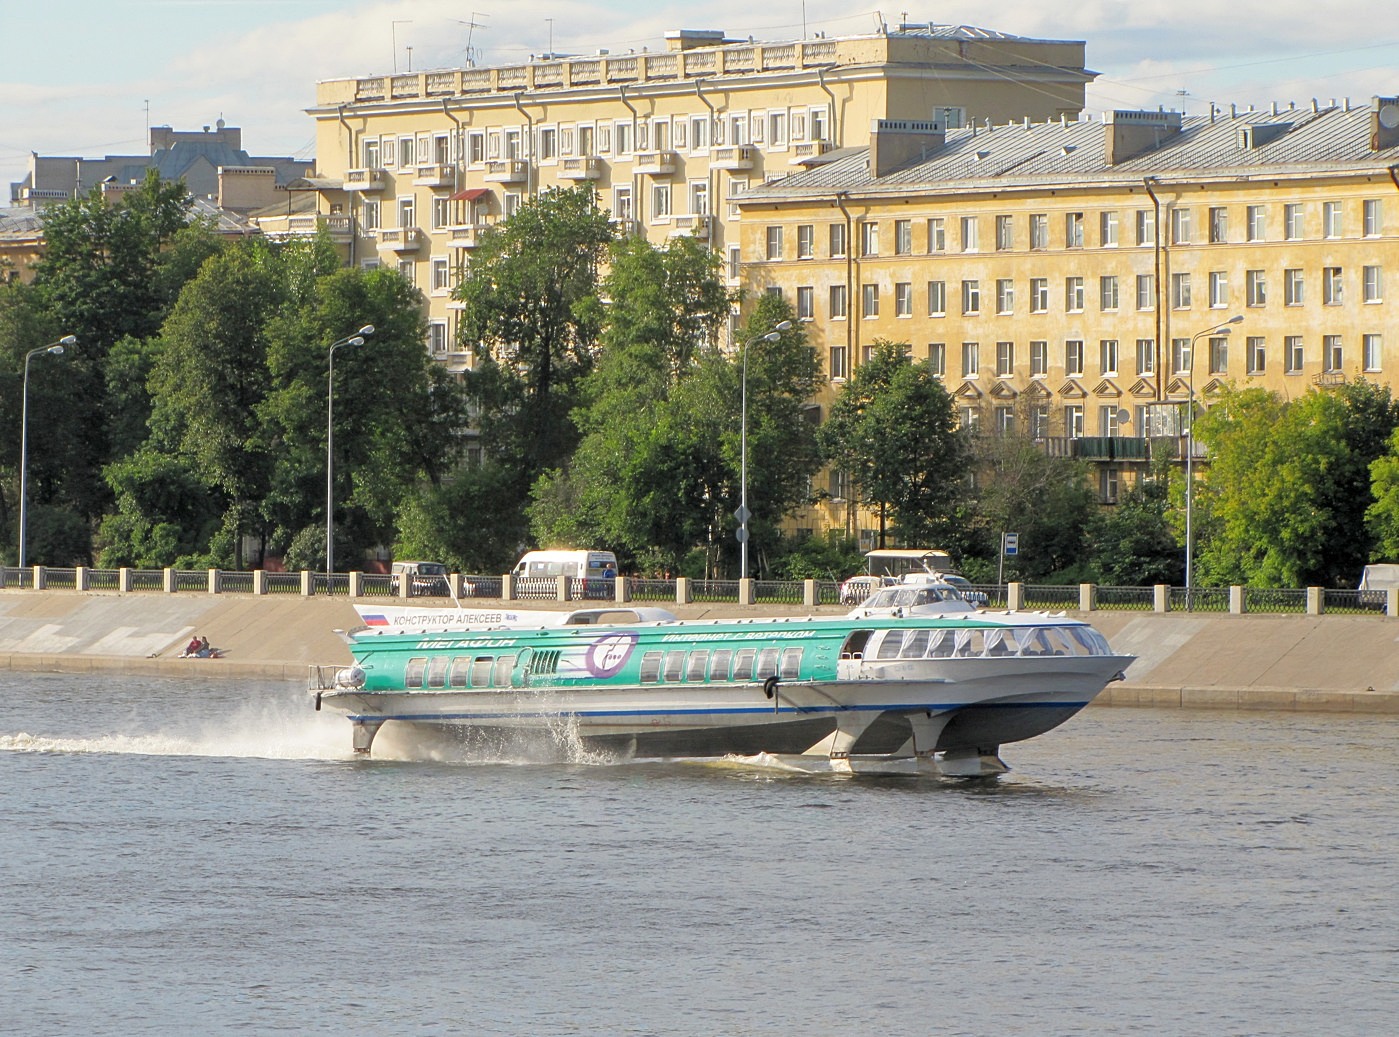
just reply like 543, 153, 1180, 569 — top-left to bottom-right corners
511, 648, 534, 688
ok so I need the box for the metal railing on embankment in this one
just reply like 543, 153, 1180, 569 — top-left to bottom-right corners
0, 565, 1391, 617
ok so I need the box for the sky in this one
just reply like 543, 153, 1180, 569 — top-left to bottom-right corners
4, 0, 1398, 195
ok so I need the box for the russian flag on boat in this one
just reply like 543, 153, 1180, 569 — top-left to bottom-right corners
361, 614, 390, 627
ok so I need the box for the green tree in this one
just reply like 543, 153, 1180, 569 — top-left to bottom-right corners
819, 340, 968, 549
1195, 381, 1396, 587
1087, 455, 1185, 586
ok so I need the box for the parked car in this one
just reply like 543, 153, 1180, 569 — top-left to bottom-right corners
389, 560, 450, 597
839, 574, 894, 605
938, 574, 990, 608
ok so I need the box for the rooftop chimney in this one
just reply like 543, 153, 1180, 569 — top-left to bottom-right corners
868, 117, 946, 177
1103, 109, 1183, 166
1371, 96, 1399, 151
664, 29, 727, 52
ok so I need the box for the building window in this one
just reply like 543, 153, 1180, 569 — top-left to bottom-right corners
427, 321, 449, 354
994, 406, 1015, 434
1364, 334, 1382, 372
727, 245, 740, 280
829, 284, 848, 319
829, 345, 848, 380
397, 258, 415, 285
1323, 201, 1342, 238
996, 279, 1014, 314
796, 224, 814, 259
1208, 206, 1228, 243
927, 342, 946, 376
1065, 276, 1084, 312
860, 221, 879, 257
959, 215, 978, 252
1364, 198, 1383, 237
362, 199, 380, 230
1065, 339, 1084, 376
1135, 208, 1155, 246
796, 285, 814, 321
961, 279, 981, 315
1100, 466, 1120, 503
996, 341, 1015, 376
1246, 270, 1267, 307
961, 342, 980, 378
1284, 203, 1303, 240
1323, 335, 1343, 372
830, 222, 847, 258
689, 180, 709, 216
1030, 340, 1048, 376
1246, 205, 1266, 242
1136, 273, 1155, 311
1172, 338, 1190, 375
652, 183, 672, 219
1323, 267, 1343, 305
1099, 406, 1121, 437
431, 257, 450, 293
765, 225, 783, 260
1065, 212, 1084, 248
1247, 336, 1266, 375
362, 137, 380, 167
1099, 275, 1119, 311
396, 196, 415, 228
928, 280, 946, 316
1136, 338, 1155, 376
431, 196, 451, 230
1209, 271, 1229, 308
1171, 272, 1192, 309
1100, 210, 1119, 247
1100, 339, 1119, 375
895, 282, 913, 317
861, 283, 879, 318
1364, 265, 1383, 303
1029, 213, 1048, 250
995, 214, 1014, 250
1031, 404, 1049, 439
958, 406, 980, 430
1285, 268, 1304, 306
927, 217, 946, 252
1209, 335, 1228, 375
894, 219, 912, 255
1030, 277, 1049, 313
1065, 404, 1084, 439
1171, 207, 1191, 244
1285, 336, 1304, 374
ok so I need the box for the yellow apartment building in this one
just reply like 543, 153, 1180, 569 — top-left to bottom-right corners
301, 22, 1092, 368
735, 98, 1399, 541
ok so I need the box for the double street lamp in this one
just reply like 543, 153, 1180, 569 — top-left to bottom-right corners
738, 320, 793, 581
1184, 314, 1242, 605
19, 336, 75, 569
326, 325, 375, 585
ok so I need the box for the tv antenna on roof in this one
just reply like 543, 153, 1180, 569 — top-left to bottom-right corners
455, 13, 489, 67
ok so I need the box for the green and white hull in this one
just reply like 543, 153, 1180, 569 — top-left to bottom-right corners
312, 606, 1132, 775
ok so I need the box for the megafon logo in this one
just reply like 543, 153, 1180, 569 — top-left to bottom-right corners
585, 632, 637, 678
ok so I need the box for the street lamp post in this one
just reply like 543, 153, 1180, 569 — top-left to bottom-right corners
19, 336, 75, 569
738, 320, 793, 580
1184, 314, 1242, 607
326, 325, 375, 588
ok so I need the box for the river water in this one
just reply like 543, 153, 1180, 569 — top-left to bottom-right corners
0, 672, 1393, 1036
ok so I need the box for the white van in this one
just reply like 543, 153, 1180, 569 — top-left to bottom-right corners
513, 550, 618, 598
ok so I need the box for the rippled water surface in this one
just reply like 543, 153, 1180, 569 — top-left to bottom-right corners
1, 672, 1394, 1036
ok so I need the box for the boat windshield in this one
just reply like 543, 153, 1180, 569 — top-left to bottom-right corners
862, 585, 962, 610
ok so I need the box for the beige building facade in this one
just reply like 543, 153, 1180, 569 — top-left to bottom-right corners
736, 98, 1399, 541
304, 23, 1092, 367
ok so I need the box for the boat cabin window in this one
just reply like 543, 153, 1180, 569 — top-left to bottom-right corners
839, 630, 874, 660
639, 651, 662, 682
470, 656, 493, 687
927, 630, 954, 657
780, 647, 803, 678
709, 649, 732, 680
732, 648, 756, 681
663, 651, 686, 682
901, 629, 931, 658
448, 657, 470, 687
405, 657, 428, 688
427, 656, 449, 688
755, 648, 780, 680
686, 651, 709, 681
493, 655, 512, 686
874, 630, 905, 660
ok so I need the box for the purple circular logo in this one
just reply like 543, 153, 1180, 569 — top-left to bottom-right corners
584, 632, 638, 678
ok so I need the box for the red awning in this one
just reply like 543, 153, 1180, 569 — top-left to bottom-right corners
450, 187, 491, 201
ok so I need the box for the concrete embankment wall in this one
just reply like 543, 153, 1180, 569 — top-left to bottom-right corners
0, 591, 1395, 714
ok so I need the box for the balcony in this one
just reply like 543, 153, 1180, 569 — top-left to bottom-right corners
557, 156, 603, 180
610, 217, 643, 238
791, 140, 836, 164
710, 145, 756, 170
282, 214, 354, 243
445, 223, 486, 249
376, 227, 424, 253
484, 159, 529, 184
1069, 436, 1150, 461
668, 214, 713, 240
632, 150, 680, 176
344, 168, 387, 192
413, 164, 455, 187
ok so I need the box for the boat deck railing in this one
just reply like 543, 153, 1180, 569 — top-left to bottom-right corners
0, 566, 1389, 616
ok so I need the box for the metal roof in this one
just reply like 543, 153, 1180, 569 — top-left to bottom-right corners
746, 102, 1399, 202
